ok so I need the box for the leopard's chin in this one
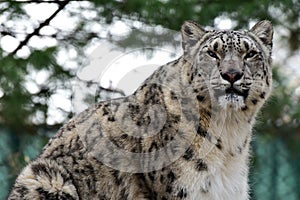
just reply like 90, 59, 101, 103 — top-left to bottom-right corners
215, 87, 249, 110
217, 94, 246, 110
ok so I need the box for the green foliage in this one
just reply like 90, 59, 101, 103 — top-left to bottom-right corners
0, 46, 72, 131
89, 0, 300, 30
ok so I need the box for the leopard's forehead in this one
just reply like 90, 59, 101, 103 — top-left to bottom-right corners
204, 30, 257, 53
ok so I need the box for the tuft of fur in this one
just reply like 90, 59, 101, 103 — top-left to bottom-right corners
9, 159, 79, 200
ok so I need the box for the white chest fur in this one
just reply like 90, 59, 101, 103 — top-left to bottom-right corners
179, 154, 249, 200
177, 112, 252, 200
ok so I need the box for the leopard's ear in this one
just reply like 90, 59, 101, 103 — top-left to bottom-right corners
181, 21, 206, 52
250, 20, 273, 47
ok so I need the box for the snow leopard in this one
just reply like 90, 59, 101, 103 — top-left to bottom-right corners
9, 20, 273, 200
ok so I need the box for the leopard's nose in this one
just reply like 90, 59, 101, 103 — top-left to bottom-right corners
221, 70, 243, 84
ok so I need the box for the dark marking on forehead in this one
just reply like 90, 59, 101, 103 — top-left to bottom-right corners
206, 31, 227, 44
243, 41, 250, 51
213, 42, 219, 51
220, 34, 226, 43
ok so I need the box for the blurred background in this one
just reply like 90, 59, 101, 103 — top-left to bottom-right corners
0, 0, 300, 199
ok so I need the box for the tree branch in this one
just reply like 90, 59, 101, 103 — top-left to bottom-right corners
98, 86, 126, 97
10, 0, 62, 4
9, 0, 70, 56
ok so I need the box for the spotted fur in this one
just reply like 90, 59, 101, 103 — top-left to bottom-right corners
9, 20, 273, 200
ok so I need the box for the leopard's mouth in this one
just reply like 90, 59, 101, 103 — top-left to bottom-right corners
215, 86, 249, 99
225, 87, 249, 99
214, 86, 249, 109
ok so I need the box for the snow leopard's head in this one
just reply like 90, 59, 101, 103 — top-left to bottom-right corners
181, 20, 273, 112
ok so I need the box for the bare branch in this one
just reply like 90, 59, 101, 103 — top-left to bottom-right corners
98, 86, 126, 97
9, 0, 70, 56
8, 0, 63, 3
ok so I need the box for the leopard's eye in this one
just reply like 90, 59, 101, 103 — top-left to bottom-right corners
207, 50, 219, 59
244, 50, 257, 59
